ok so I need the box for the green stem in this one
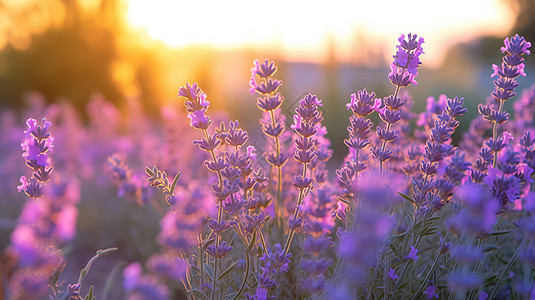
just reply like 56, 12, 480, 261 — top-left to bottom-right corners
78, 247, 118, 287
202, 128, 225, 300
283, 162, 308, 255
412, 231, 450, 299
492, 99, 504, 168
488, 238, 526, 299
232, 253, 250, 300
379, 84, 401, 174
269, 107, 283, 229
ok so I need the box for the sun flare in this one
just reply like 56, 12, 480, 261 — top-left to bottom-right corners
126, 0, 515, 67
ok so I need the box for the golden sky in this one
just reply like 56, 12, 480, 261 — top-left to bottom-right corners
126, 0, 516, 67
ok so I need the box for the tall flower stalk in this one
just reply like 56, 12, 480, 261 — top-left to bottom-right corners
249, 59, 287, 223
338, 90, 379, 207
283, 94, 323, 254
478, 34, 531, 167
373, 33, 424, 173
178, 83, 229, 300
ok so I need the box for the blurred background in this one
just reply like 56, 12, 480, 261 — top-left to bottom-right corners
0, 0, 534, 297
0, 0, 534, 161
0, 1, 532, 116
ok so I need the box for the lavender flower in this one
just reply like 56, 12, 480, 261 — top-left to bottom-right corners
123, 262, 170, 300
257, 244, 292, 292
405, 245, 419, 261
423, 285, 439, 299
371, 95, 405, 172
388, 268, 398, 281
179, 83, 212, 131
339, 89, 378, 197
336, 173, 399, 286
478, 34, 531, 167
388, 33, 424, 87
17, 118, 54, 198
413, 96, 466, 209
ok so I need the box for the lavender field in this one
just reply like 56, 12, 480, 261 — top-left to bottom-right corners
1, 32, 535, 300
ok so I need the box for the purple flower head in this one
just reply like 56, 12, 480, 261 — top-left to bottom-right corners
300, 258, 331, 276
388, 268, 398, 281
289, 217, 304, 231
259, 244, 292, 280
423, 285, 439, 299
123, 262, 142, 292
206, 241, 233, 258
447, 271, 481, 292
247, 145, 257, 161
158, 208, 201, 252
346, 89, 380, 117
17, 176, 43, 198
257, 93, 283, 111
398, 33, 425, 52
187, 110, 211, 130
123, 262, 170, 300
67, 283, 81, 299
24, 118, 52, 140
178, 82, 202, 102
501, 34, 531, 56
10, 224, 56, 268
245, 213, 269, 230
249, 60, 261, 94
290, 114, 302, 131
147, 254, 188, 281
21, 118, 54, 169
225, 120, 249, 147
449, 183, 497, 236
405, 245, 419, 261
389, 33, 424, 86
179, 82, 212, 130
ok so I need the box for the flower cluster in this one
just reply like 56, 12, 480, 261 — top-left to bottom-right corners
4, 33, 535, 300
284, 94, 324, 252
413, 96, 467, 209
388, 33, 424, 87
478, 34, 531, 165
371, 95, 405, 172
334, 173, 399, 298
17, 118, 54, 198
7, 118, 85, 299
250, 59, 288, 219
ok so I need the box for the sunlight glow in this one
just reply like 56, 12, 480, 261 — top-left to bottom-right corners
127, 0, 515, 67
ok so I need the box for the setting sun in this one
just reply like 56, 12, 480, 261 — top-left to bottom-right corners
126, 0, 515, 67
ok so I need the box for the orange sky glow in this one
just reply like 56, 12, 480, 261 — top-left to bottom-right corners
126, 0, 516, 68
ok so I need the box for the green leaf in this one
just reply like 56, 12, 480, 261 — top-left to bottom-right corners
225, 292, 239, 300
191, 288, 209, 300
403, 203, 413, 218
169, 171, 181, 196
201, 238, 215, 252
49, 260, 66, 286
483, 245, 500, 254
218, 260, 239, 280
389, 242, 402, 258
489, 230, 512, 237
84, 285, 95, 300
145, 166, 154, 176
428, 216, 441, 222
423, 227, 438, 236
78, 247, 118, 286
204, 263, 215, 281
398, 192, 415, 204
247, 230, 257, 252
484, 274, 498, 284
495, 253, 509, 264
